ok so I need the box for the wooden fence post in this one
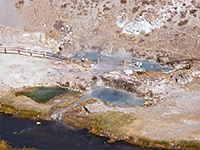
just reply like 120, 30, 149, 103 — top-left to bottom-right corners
4, 48, 6, 54
30, 50, 32, 56
124, 59, 127, 66
18, 50, 20, 54
43, 52, 46, 58
97, 57, 100, 64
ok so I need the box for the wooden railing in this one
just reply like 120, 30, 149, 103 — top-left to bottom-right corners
166, 57, 200, 65
0, 47, 68, 61
1, 47, 200, 66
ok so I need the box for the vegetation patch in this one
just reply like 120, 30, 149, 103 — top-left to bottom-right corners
190, 9, 197, 14
136, 71, 146, 75
132, 6, 139, 13
63, 113, 91, 129
138, 138, 151, 147
133, 138, 200, 149
0, 89, 81, 120
0, 92, 25, 106
0, 92, 43, 118
120, 0, 127, 4
90, 111, 135, 136
124, 83, 137, 93
178, 19, 189, 26
18, 109, 41, 118
151, 140, 170, 148
62, 101, 200, 150
133, 138, 171, 149
0, 104, 16, 115
0, 103, 41, 119
177, 140, 200, 149
0, 140, 36, 150
18, 0, 25, 5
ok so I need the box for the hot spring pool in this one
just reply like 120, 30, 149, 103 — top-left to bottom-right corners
90, 86, 146, 107
15, 86, 71, 103
75, 52, 171, 71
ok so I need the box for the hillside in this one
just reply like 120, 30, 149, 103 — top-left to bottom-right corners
4, 0, 198, 60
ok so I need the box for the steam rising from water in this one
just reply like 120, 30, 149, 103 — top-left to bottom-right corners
75, 52, 171, 75
85, 86, 145, 107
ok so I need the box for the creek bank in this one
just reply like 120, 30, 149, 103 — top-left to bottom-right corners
61, 99, 200, 150
0, 88, 81, 120
58, 63, 200, 150
1, 67, 200, 149
1, 114, 146, 150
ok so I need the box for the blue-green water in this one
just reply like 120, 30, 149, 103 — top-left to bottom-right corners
75, 52, 171, 71
15, 87, 71, 103
91, 87, 145, 106
15, 86, 144, 107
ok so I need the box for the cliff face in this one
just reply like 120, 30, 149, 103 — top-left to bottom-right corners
3, 0, 200, 59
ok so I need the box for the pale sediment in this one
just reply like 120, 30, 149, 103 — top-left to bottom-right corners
0, 0, 200, 149
0, 53, 200, 149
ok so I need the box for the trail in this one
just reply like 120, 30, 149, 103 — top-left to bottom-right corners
51, 90, 93, 120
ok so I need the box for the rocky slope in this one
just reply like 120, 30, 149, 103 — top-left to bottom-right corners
0, 0, 199, 60
7, 0, 198, 59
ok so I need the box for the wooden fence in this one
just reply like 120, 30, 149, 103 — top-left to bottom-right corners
166, 57, 200, 65
1, 47, 200, 66
0, 47, 68, 61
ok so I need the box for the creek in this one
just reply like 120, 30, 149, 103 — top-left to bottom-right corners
0, 114, 151, 150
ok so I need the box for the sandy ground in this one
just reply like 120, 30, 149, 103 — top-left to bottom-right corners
81, 66, 200, 142
0, 54, 94, 92
83, 86, 200, 141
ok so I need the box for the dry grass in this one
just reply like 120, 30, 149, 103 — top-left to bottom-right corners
0, 104, 16, 114
0, 140, 37, 150
177, 140, 200, 149
18, 109, 41, 118
90, 111, 135, 136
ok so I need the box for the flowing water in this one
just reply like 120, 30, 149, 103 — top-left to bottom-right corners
0, 114, 152, 150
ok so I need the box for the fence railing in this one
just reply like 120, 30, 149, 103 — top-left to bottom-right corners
0, 47, 68, 61
1, 47, 200, 66
166, 57, 200, 65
